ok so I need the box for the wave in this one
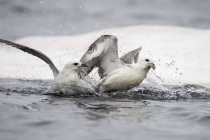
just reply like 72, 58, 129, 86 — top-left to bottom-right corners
0, 78, 209, 100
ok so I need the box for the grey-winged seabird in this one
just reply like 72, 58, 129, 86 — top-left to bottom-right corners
0, 39, 94, 94
80, 35, 155, 92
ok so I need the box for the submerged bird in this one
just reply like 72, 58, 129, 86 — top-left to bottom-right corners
0, 39, 94, 94
53, 61, 94, 94
97, 58, 156, 92
80, 35, 142, 79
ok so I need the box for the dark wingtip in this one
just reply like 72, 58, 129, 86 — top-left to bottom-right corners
136, 47, 142, 52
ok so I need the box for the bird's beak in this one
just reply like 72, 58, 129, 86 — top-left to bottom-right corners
150, 63, 156, 69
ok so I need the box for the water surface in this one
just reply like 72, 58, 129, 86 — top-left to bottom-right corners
0, 79, 210, 140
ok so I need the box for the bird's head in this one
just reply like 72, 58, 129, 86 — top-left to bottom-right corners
139, 58, 156, 70
62, 61, 89, 78
63, 61, 84, 72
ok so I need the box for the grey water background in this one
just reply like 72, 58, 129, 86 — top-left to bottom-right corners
1, 0, 210, 40
1, 0, 210, 140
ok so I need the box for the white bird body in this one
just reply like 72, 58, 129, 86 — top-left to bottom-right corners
53, 62, 95, 94
98, 59, 155, 92
54, 62, 80, 93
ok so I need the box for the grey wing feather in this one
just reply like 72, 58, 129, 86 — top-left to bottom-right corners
0, 39, 59, 77
120, 47, 142, 64
80, 35, 142, 79
80, 35, 124, 79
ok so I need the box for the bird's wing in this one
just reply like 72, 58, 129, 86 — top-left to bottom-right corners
80, 35, 124, 78
0, 39, 59, 78
120, 47, 142, 64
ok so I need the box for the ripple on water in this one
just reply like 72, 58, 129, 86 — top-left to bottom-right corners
0, 78, 210, 100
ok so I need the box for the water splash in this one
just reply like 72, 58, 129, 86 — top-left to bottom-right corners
0, 78, 209, 100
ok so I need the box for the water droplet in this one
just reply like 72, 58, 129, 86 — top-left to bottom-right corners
59, 25, 63, 29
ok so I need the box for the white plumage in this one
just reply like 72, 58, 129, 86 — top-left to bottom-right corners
98, 58, 156, 92
0, 39, 95, 94
0, 37, 155, 94
54, 62, 80, 92
53, 61, 95, 94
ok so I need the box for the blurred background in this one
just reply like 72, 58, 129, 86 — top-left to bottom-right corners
0, 0, 210, 40
1, 1, 210, 140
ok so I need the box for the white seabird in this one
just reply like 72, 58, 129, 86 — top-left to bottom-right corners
80, 35, 142, 79
80, 35, 156, 92
98, 58, 156, 92
53, 61, 95, 94
0, 39, 94, 94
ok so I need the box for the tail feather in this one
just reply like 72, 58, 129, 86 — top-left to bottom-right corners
0, 39, 59, 77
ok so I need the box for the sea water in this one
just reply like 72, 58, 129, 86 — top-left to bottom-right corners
0, 78, 210, 140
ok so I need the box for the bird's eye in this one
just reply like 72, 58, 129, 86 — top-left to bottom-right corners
73, 63, 79, 66
145, 59, 149, 62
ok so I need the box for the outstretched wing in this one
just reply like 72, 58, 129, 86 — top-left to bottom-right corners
0, 39, 59, 78
120, 47, 142, 64
80, 35, 124, 79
